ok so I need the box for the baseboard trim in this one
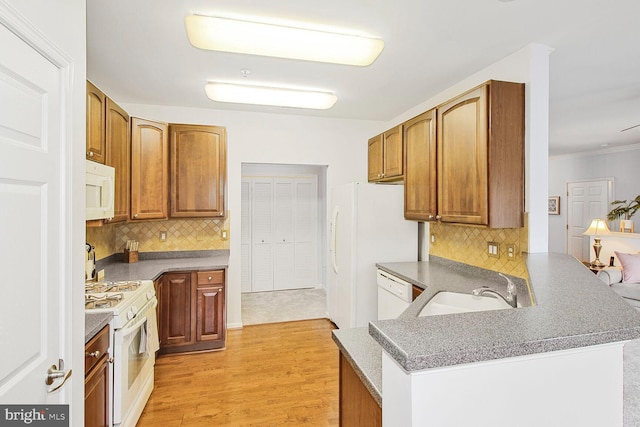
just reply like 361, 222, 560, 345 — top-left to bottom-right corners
227, 322, 243, 330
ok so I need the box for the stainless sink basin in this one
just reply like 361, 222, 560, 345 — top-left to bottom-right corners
419, 291, 515, 316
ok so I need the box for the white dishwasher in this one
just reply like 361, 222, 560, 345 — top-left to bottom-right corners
377, 269, 413, 320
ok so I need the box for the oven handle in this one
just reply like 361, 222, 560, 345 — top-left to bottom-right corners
119, 298, 157, 340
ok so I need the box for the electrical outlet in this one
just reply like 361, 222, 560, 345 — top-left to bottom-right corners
159, 231, 167, 242
431, 233, 436, 243
221, 229, 228, 240
506, 244, 517, 261
487, 241, 499, 258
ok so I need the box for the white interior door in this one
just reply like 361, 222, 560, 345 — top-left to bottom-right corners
0, 4, 74, 403
294, 177, 318, 288
251, 178, 274, 292
567, 180, 612, 261
240, 179, 251, 293
274, 179, 295, 290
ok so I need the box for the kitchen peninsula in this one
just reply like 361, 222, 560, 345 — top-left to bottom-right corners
333, 253, 640, 426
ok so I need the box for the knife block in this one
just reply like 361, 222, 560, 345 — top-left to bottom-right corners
124, 249, 139, 263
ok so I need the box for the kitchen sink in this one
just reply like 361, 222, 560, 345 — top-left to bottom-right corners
419, 291, 516, 316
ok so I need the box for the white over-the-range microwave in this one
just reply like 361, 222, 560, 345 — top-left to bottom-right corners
86, 159, 115, 221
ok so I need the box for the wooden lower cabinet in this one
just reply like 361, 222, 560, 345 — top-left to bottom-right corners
412, 284, 424, 301
158, 269, 226, 354
85, 324, 110, 427
339, 353, 381, 427
159, 272, 193, 348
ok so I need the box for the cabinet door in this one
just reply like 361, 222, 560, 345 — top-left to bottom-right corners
104, 98, 130, 223
84, 354, 109, 427
86, 81, 106, 164
130, 117, 168, 220
404, 110, 437, 221
170, 124, 226, 218
367, 134, 383, 182
159, 273, 193, 347
437, 85, 488, 225
196, 285, 225, 342
383, 124, 403, 179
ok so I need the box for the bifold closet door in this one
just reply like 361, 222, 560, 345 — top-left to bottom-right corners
250, 179, 274, 292
240, 179, 251, 293
274, 179, 295, 290
294, 179, 318, 287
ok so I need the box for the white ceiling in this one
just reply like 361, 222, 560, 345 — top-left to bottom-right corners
87, 0, 640, 156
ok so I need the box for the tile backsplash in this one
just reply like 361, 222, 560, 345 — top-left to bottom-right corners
429, 216, 529, 279
87, 215, 230, 261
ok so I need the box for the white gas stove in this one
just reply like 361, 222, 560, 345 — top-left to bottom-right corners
85, 280, 156, 328
85, 279, 159, 427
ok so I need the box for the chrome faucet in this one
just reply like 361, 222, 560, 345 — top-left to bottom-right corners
472, 273, 518, 308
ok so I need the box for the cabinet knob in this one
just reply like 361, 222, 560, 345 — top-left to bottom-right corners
86, 350, 100, 358
261, 239, 264, 243
282, 238, 286, 242
208, 276, 212, 281
435, 215, 442, 220
87, 151, 94, 157
428, 215, 434, 220
133, 214, 138, 218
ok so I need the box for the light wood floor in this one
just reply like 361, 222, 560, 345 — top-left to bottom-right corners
137, 319, 339, 426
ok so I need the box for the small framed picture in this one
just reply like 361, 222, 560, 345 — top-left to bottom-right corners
548, 196, 560, 215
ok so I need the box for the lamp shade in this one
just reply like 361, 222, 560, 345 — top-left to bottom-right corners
583, 219, 611, 236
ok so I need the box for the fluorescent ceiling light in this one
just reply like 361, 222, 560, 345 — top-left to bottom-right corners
185, 15, 384, 66
205, 82, 338, 110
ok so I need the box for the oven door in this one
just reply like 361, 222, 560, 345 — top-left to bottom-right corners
112, 298, 159, 426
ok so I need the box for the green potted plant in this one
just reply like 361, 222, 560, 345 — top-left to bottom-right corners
607, 195, 640, 232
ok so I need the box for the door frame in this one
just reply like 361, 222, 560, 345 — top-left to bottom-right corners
565, 178, 614, 258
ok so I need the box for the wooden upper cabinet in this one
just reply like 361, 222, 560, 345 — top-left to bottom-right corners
368, 125, 404, 183
104, 98, 130, 223
382, 125, 403, 180
437, 80, 524, 228
130, 117, 169, 220
169, 124, 227, 218
86, 81, 106, 164
367, 134, 384, 181
404, 110, 437, 221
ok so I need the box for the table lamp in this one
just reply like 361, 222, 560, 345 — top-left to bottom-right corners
583, 218, 611, 267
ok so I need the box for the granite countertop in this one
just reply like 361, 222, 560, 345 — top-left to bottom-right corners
97, 249, 230, 282
85, 250, 230, 342
85, 312, 112, 343
332, 327, 383, 406
370, 253, 640, 372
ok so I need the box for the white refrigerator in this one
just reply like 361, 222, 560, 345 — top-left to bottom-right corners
328, 182, 418, 329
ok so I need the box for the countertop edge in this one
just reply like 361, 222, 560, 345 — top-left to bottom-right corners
332, 329, 382, 406
369, 253, 640, 372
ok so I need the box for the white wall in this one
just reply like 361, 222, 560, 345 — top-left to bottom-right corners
549, 145, 640, 253
119, 103, 381, 327
383, 43, 553, 253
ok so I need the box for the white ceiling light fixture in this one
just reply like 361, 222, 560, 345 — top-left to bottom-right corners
205, 82, 338, 110
185, 14, 384, 66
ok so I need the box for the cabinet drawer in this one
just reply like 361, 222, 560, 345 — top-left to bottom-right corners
85, 324, 110, 375
197, 270, 225, 286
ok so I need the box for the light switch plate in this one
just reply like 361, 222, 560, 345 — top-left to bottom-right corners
487, 241, 499, 258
